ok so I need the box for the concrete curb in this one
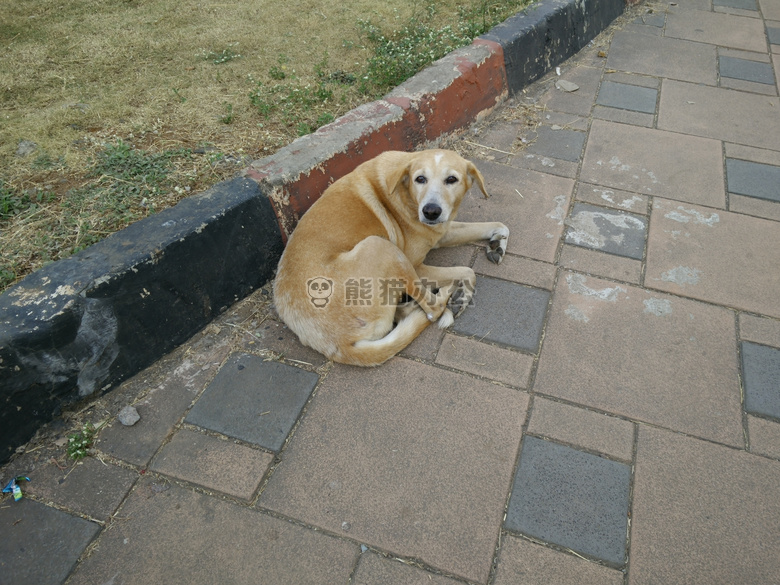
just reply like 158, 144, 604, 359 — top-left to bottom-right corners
0, 0, 626, 462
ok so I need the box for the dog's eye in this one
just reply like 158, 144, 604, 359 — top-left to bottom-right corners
444, 175, 458, 185
414, 175, 427, 184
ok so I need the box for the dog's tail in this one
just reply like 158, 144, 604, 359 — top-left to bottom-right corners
335, 308, 452, 367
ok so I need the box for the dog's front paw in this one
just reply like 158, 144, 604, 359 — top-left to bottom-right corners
486, 225, 509, 264
447, 280, 473, 318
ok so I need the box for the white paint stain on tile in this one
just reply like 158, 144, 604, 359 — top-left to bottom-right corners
546, 194, 567, 225
660, 266, 701, 286
567, 273, 627, 302
644, 298, 673, 316
664, 206, 719, 227
593, 188, 644, 211
565, 304, 590, 322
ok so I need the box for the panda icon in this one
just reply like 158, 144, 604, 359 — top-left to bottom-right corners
307, 277, 334, 308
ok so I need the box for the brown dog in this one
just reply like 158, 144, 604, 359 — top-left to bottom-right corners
273, 149, 509, 366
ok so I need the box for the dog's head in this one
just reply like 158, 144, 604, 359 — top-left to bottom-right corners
388, 150, 488, 226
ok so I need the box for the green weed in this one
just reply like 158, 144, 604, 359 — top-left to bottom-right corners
67, 422, 96, 460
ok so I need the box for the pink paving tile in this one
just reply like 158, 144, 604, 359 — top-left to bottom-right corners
748, 415, 780, 459
352, 552, 465, 585
630, 426, 780, 584
534, 272, 743, 446
259, 358, 529, 584
435, 333, 534, 388
665, 6, 768, 51
646, 199, 780, 318
580, 120, 725, 207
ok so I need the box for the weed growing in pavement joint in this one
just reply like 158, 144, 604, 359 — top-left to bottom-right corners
67, 422, 96, 460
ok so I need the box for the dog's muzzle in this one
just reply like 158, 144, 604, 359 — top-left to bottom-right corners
421, 202, 443, 224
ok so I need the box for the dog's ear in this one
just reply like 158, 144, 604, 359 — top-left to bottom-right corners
385, 160, 411, 195
467, 162, 489, 199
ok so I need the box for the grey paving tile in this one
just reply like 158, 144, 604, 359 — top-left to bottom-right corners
631, 426, 780, 584
185, 354, 318, 451
495, 535, 624, 585
522, 126, 587, 162
559, 245, 643, 285
259, 359, 529, 584
596, 81, 658, 113
658, 80, 780, 151
564, 202, 647, 260
505, 436, 630, 566
24, 457, 137, 521
576, 183, 650, 214
633, 13, 666, 27
768, 26, 780, 45
747, 415, 780, 459
726, 158, 780, 202
646, 200, 780, 319
0, 499, 100, 585
763, 0, 780, 20
593, 105, 655, 128
473, 253, 557, 290
527, 398, 635, 461
150, 428, 273, 500
353, 552, 464, 585
581, 120, 725, 207
714, 0, 758, 9
742, 342, 780, 420
67, 479, 358, 585
606, 31, 717, 85
452, 276, 550, 352
458, 161, 574, 263
720, 56, 776, 84
535, 273, 744, 445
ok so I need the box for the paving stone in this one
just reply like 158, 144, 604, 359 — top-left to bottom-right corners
725, 142, 780, 166
764, 0, 780, 20
604, 71, 661, 89
658, 80, 780, 151
459, 161, 575, 262
559, 245, 643, 285
67, 478, 358, 585
741, 342, 780, 420
0, 499, 100, 585
436, 333, 534, 388
24, 457, 137, 520
576, 183, 650, 214
631, 426, 780, 584
352, 552, 464, 585
535, 272, 743, 445
720, 75, 778, 95
748, 415, 780, 459
720, 56, 776, 83
494, 534, 624, 585
527, 397, 635, 461
150, 428, 273, 500
665, 8, 768, 51
714, 0, 758, 10
592, 105, 655, 128
505, 436, 630, 566
473, 253, 557, 290
633, 12, 666, 27
539, 65, 603, 116
452, 276, 550, 352
521, 126, 586, 162
185, 354, 318, 451
398, 320, 445, 362
730, 193, 780, 220
596, 81, 658, 113
564, 202, 647, 260
726, 158, 780, 202
242, 318, 330, 368
581, 120, 725, 206
646, 199, 780, 318
768, 25, 780, 44
740, 314, 780, 347
259, 359, 529, 584
511, 151, 580, 178
606, 31, 717, 84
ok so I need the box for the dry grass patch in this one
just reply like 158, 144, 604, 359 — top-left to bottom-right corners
0, 0, 531, 290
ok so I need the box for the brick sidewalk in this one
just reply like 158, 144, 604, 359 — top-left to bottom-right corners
3, 1, 780, 583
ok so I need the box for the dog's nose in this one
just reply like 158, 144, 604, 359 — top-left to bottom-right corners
422, 203, 442, 221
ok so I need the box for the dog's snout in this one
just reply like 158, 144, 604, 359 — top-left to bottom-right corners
422, 203, 442, 221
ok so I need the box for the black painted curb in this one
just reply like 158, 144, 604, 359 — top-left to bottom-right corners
0, 0, 627, 462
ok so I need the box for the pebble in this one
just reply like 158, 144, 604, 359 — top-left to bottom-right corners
117, 405, 141, 426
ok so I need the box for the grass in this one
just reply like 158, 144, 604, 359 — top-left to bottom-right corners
0, 0, 532, 291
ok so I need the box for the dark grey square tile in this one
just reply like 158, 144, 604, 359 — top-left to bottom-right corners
565, 203, 648, 260
186, 353, 319, 451
719, 57, 775, 85
452, 276, 549, 352
505, 436, 630, 566
726, 159, 780, 203
634, 13, 666, 27
768, 27, 780, 45
597, 81, 658, 114
0, 499, 100, 585
714, 0, 757, 10
742, 342, 780, 420
524, 126, 586, 162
